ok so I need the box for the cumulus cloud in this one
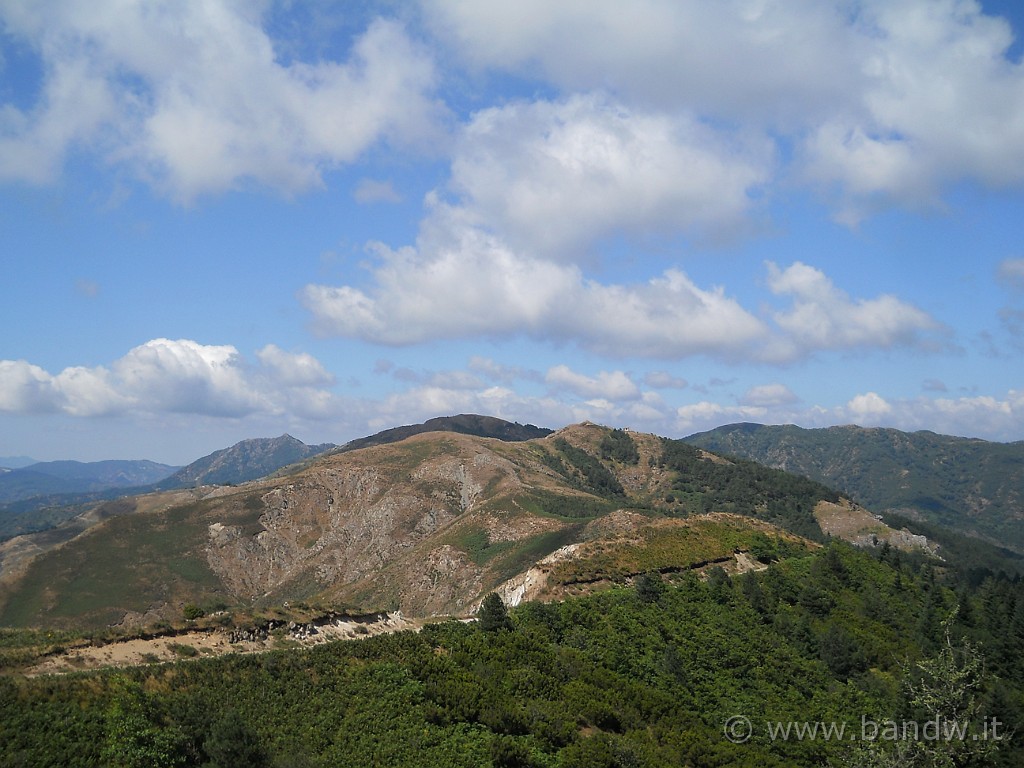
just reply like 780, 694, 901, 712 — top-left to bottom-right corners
845, 391, 893, 421
450, 94, 773, 256
255, 344, 335, 388
0, 339, 338, 418
766, 261, 942, 357
741, 383, 799, 407
301, 215, 769, 359
799, 3, 1024, 221
0, 6, 443, 199
546, 365, 640, 401
303, 241, 946, 362
828, 389, 1024, 441
467, 357, 541, 385
425, 0, 1024, 219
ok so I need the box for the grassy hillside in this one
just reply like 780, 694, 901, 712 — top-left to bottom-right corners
685, 423, 1024, 552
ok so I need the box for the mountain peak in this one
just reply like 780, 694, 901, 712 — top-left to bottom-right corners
157, 435, 337, 489
339, 414, 552, 453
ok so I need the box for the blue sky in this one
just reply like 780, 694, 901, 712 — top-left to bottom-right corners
3, 0, 1024, 464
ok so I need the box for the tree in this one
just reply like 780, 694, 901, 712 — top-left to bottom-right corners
203, 709, 268, 768
100, 678, 188, 768
819, 621, 867, 680
834, 620, 1005, 768
635, 572, 665, 604
478, 593, 513, 632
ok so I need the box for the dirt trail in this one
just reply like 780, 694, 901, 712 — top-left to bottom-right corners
27, 613, 424, 676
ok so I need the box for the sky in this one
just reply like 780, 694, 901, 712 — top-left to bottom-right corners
3, 0, 1024, 465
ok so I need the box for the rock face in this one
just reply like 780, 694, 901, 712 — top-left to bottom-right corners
203, 432, 540, 615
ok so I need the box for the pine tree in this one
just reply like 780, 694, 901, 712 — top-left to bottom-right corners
478, 592, 513, 632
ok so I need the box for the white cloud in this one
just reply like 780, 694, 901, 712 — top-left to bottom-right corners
644, 371, 688, 390
0, 339, 339, 419
255, 344, 335, 388
0, 7, 443, 199
304, 244, 946, 362
545, 365, 640, 401
741, 383, 799, 407
845, 392, 894, 421
674, 401, 768, 435
5, 0, 1022, 220
425, 0, 1024, 218
450, 94, 773, 256
423, 0, 859, 123
301, 215, 769, 359
799, 2, 1024, 221
109, 339, 263, 417
828, 389, 1024, 441
669, 387, 1024, 443
0, 360, 60, 413
766, 261, 942, 356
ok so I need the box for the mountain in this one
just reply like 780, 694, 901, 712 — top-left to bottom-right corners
152, 416, 551, 489
0, 418, 544, 542
0, 459, 179, 504
0, 455, 37, 470
684, 422, 1024, 551
155, 434, 337, 490
338, 413, 552, 452
0, 422, 894, 630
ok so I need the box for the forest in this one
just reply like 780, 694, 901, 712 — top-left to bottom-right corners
2, 538, 1022, 767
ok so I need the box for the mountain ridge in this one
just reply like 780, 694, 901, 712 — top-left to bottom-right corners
337, 413, 553, 452
684, 421, 1024, 551
0, 459, 180, 505
155, 434, 337, 490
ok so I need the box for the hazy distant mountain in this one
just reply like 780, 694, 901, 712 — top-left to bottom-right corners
0, 459, 179, 505
156, 435, 337, 489
0, 456, 38, 470
684, 423, 1024, 551
338, 414, 553, 452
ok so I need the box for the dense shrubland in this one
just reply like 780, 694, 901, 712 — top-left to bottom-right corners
2, 540, 1021, 767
